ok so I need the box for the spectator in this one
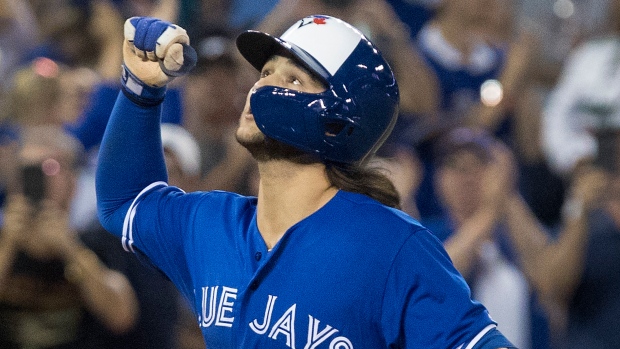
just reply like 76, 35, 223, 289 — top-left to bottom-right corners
421, 127, 535, 349
160, 123, 202, 192
385, 0, 441, 39
372, 144, 424, 219
25, 0, 100, 68
505, 127, 620, 348
542, 0, 620, 178
387, 0, 570, 233
0, 0, 38, 93
7, 57, 70, 127
0, 125, 183, 349
5, 56, 101, 229
0, 125, 139, 348
178, 0, 232, 32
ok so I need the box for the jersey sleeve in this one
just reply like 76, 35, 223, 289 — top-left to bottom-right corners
121, 184, 201, 298
96, 92, 168, 240
381, 229, 516, 349
95, 90, 199, 295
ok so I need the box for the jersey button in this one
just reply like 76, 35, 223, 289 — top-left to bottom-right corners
255, 252, 262, 261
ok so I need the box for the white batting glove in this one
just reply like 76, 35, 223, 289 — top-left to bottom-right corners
121, 17, 197, 106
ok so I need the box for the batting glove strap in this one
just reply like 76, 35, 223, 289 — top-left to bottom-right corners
121, 64, 167, 107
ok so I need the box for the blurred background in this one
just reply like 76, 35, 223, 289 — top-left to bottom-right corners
1, 0, 619, 348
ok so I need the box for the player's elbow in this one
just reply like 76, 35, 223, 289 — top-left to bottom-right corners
96, 199, 129, 238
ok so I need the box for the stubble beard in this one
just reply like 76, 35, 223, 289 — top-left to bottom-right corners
235, 129, 320, 165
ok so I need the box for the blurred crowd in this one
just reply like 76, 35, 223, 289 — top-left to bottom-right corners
0, 0, 619, 348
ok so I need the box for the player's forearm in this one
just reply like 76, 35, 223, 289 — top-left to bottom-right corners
96, 92, 168, 234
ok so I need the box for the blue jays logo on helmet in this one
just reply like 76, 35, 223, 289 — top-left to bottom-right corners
236, 15, 399, 164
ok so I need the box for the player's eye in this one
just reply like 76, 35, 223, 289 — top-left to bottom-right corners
289, 76, 302, 86
260, 69, 271, 78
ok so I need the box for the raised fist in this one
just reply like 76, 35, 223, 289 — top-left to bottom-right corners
123, 17, 196, 87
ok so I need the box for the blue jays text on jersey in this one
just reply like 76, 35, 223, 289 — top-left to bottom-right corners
199, 286, 355, 348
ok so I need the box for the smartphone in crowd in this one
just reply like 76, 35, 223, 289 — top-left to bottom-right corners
21, 163, 47, 206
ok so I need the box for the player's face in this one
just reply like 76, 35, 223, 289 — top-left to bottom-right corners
236, 54, 326, 159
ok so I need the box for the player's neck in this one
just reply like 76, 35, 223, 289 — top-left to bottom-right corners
255, 160, 338, 249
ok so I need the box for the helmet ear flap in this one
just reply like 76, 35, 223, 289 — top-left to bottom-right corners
320, 73, 398, 163
321, 119, 356, 143
318, 97, 357, 139
319, 98, 352, 138
324, 121, 347, 138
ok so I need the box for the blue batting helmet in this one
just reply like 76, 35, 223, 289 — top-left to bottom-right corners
236, 15, 399, 164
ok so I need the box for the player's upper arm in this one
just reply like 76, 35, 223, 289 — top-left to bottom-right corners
380, 229, 516, 348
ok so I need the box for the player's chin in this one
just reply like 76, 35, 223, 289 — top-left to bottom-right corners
235, 126, 265, 148
235, 130, 271, 161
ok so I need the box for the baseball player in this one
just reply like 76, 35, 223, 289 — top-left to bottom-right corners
96, 15, 516, 349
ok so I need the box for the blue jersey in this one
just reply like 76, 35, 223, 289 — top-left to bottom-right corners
96, 93, 516, 349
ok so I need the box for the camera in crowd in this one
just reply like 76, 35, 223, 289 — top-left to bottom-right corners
21, 162, 48, 207
577, 100, 620, 174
